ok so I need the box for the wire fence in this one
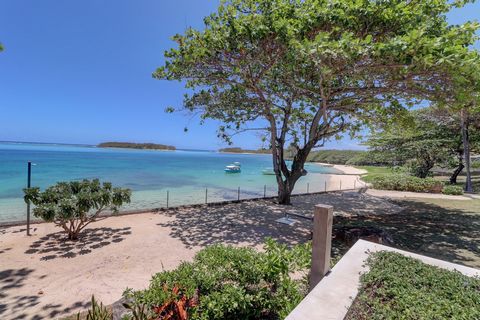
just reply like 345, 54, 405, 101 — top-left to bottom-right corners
1, 176, 367, 226
120, 176, 367, 213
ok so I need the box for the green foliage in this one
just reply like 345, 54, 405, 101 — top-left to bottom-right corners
122, 239, 311, 320
369, 174, 443, 193
24, 179, 131, 240
154, 0, 480, 204
346, 251, 480, 320
442, 185, 464, 195
76, 296, 112, 320
218, 147, 271, 154
306, 150, 366, 165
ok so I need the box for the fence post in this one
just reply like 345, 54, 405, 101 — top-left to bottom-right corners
309, 204, 333, 290
166, 190, 169, 209
307, 183, 309, 194
237, 187, 240, 201
205, 188, 208, 204
324, 180, 327, 192
340, 180, 342, 190
354, 179, 356, 189
264, 185, 266, 198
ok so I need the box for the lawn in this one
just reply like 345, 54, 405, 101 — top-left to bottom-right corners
357, 165, 480, 193
356, 166, 392, 183
345, 251, 480, 320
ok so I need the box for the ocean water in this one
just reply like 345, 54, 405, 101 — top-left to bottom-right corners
0, 142, 342, 223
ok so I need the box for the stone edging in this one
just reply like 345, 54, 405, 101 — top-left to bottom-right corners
286, 240, 480, 320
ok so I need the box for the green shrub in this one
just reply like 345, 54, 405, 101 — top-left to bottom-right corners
442, 185, 464, 195
346, 251, 480, 320
369, 174, 443, 193
472, 160, 480, 169
75, 296, 112, 320
24, 179, 131, 240
122, 239, 311, 320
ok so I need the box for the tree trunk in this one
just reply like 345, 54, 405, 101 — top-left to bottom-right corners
449, 156, 464, 185
277, 182, 292, 205
461, 109, 473, 192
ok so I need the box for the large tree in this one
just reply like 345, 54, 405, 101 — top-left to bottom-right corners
155, 0, 479, 204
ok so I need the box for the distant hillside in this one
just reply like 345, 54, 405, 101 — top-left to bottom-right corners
98, 142, 176, 151
219, 147, 271, 154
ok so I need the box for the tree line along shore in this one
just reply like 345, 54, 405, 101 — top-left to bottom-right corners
97, 142, 176, 150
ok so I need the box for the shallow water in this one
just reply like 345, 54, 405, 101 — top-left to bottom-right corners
0, 142, 342, 222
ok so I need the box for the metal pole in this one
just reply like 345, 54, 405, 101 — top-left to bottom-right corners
166, 190, 169, 208
354, 180, 356, 189
26, 161, 31, 236
205, 188, 208, 204
237, 187, 240, 201
340, 180, 342, 190
307, 183, 310, 194
264, 185, 266, 198
324, 180, 327, 192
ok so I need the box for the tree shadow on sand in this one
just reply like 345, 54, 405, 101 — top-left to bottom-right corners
0, 267, 40, 318
155, 192, 402, 250
157, 192, 480, 268
24, 227, 132, 261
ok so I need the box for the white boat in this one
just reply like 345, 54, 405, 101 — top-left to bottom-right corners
233, 161, 241, 166
262, 168, 275, 175
225, 165, 241, 173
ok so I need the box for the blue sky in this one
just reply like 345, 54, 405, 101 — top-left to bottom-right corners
0, 1, 478, 150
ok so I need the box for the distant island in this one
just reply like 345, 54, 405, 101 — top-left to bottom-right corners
98, 142, 176, 151
219, 147, 271, 154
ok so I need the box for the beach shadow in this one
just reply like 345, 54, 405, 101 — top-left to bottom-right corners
155, 192, 401, 250
157, 192, 480, 267
25, 227, 132, 260
157, 200, 312, 249
0, 268, 37, 316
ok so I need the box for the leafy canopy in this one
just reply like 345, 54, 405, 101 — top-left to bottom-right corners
155, 0, 479, 203
24, 179, 131, 239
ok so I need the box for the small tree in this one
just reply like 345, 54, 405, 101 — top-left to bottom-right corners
155, 0, 479, 204
365, 108, 480, 179
24, 179, 131, 240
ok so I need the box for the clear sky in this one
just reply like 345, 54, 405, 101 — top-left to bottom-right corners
0, 1, 478, 150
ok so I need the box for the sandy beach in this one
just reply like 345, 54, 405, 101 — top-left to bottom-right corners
0, 167, 367, 319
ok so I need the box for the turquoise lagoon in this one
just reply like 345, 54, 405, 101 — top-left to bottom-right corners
0, 142, 341, 223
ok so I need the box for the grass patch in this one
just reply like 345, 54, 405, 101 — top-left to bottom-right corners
345, 251, 480, 320
356, 166, 391, 184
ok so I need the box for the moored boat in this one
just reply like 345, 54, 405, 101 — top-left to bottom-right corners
262, 168, 275, 175
225, 165, 241, 173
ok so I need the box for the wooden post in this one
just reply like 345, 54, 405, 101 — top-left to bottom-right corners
309, 204, 333, 290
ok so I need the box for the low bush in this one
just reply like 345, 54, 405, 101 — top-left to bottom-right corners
346, 251, 480, 320
369, 174, 443, 193
24, 179, 131, 240
121, 239, 311, 320
442, 185, 464, 195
